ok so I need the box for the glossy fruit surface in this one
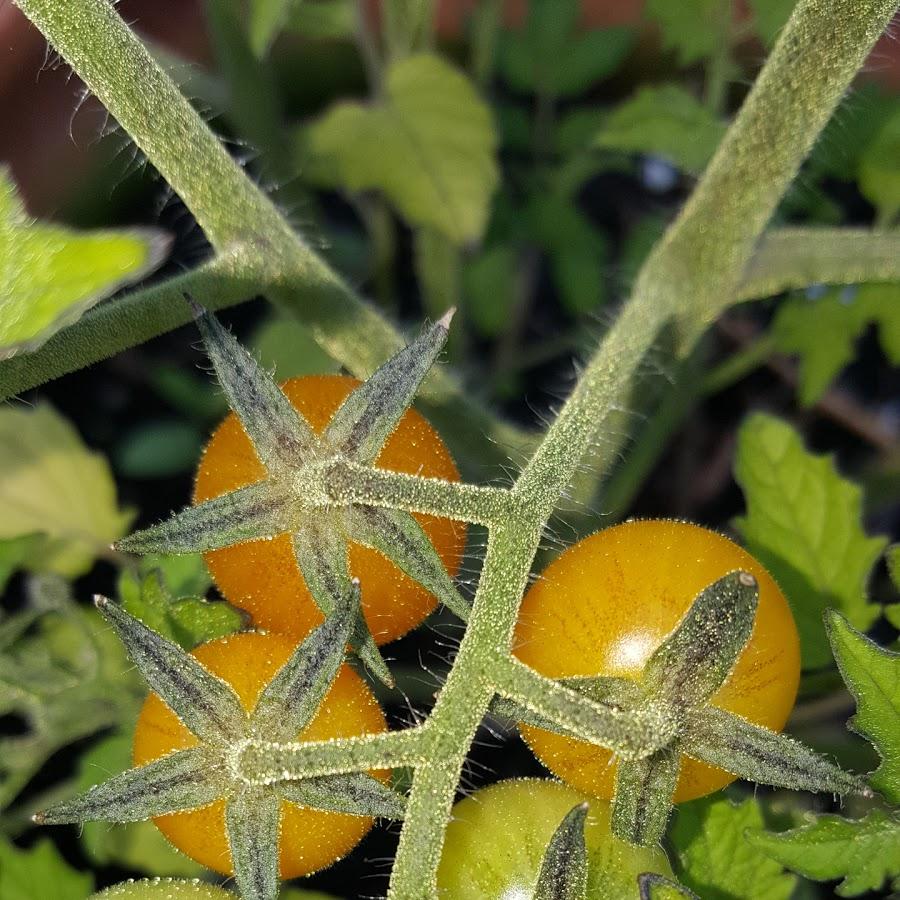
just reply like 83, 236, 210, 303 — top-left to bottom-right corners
514, 519, 801, 802
91, 879, 234, 899
194, 374, 465, 644
132, 632, 387, 878
436, 778, 672, 897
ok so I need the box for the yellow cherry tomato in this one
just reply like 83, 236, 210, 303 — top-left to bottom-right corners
514, 519, 801, 802
132, 631, 388, 878
194, 374, 466, 644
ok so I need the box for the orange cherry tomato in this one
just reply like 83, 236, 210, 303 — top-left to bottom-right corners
132, 631, 388, 878
194, 374, 466, 644
514, 519, 801, 802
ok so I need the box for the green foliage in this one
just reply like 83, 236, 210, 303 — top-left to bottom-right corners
0, 170, 168, 361
644, 0, 721, 65
772, 284, 900, 405
592, 86, 726, 174
749, 0, 796, 46
0, 837, 93, 900
462, 244, 518, 337
0, 576, 145, 813
77, 734, 202, 876
0, 404, 133, 577
670, 795, 797, 899
114, 421, 204, 479
118, 554, 243, 651
827, 611, 900, 803
859, 107, 900, 224
300, 54, 499, 244
499, 0, 634, 97
250, 315, 337, 379
747, 809, 900, 896
248, 0, 293, 56
734, 413, 886, 668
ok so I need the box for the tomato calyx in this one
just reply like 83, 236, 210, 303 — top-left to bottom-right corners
117, 302, 470, 686
533, 801, 590, 900
506, 571, 869, 847
33, 585, 406, 900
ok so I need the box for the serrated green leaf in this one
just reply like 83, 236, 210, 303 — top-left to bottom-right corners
749, 0, 795, 46
593, 86, 726, 175
747, 809, 900, 897
859, 107, 900, 224
826, 612, 900, 803
301, 53, 498, 243
644, 0, 720, 65
0, 404, 134, 577
76, 734, 202, 876
671, 795, 797, 899
772, 284, 900, 406
0, 837, 93, 900
734, 413, 886, 669
0, 169, 167, 359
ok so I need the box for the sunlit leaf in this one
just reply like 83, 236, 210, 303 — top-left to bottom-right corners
0, 837, 93, 900
0, 169, 168, 359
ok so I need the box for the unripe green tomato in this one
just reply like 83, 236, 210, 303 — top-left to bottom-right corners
90, 879, 233, 899
436, 779, 672, 898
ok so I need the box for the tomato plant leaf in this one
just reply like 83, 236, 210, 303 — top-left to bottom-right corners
499, 0, 634, 98
749, 0, 796, 46
226, 787, 280, 900
746, 809, 900, 897
670, 795, 797, 900
858, 107, 900, 224
0, 169, 168, 361
772, 284, 900, 406
94, 597, 248, 741
644, 0, 721, 65
0, 576, 144, 813
37, 747, 221, 824
592, 85, 726, 174
734, 413, 886, 669
534, 802, 588, 900
826, 611, 900, 803
277, 772, 407, 820
463, 244, 519, 337
76, 734, 203, 875
0, 404, 134, 577
300, 54, 499, 244
0, 837, 93, 900
118, 563, 243, 651
248, 0, 292, 56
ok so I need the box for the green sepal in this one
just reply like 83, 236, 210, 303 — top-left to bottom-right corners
95, 596, 247, 741
533, 802, 589, 900
638, 873, 700, 899
35, 748, 221, 824
345, 504, 470, 621
683, 706, 869, 796
117, 481, 294, 555
611, 748, 680, 847
291, 523, 393, 687
192, 300, 318, 471
277, 773, 407, 819
324, 313, 452, 463
643, 571, 759, 707
253, 580, 357, 739
226, 786, 280, 900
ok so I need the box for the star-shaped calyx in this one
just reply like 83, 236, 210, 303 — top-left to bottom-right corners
496, 571, 869, 846
116, 300, 469, 686
34, 584, 405, 900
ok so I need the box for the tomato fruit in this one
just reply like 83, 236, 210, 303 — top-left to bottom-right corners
514, 519, 801, 802
132, 631, 387, 878
91, 880, 234, 899
194, 374, 465, 644
436, 778, 672, 897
